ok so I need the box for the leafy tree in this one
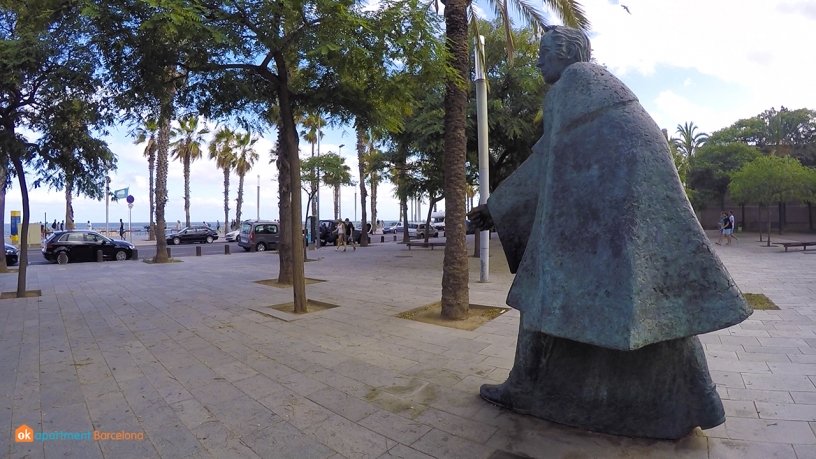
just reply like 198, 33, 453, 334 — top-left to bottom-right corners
208, 127, 237, 233
729, 155, 816, 245
687, 142, 761, 210
465, 19, 547, 193
320, 153, 354, 220
133, 120, 159, 239
363, 144, 388, 228
1, 0, 113, 296
674, 121, 708, 158
708, 107, 816, 166
233, 132, 259, 224
171, 116, 210, 227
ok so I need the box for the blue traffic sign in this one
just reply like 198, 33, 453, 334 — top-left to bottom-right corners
126, 195, 135, 204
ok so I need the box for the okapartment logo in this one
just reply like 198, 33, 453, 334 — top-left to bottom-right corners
15, 424, 144, 442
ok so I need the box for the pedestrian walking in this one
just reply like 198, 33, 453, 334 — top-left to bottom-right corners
334, 220, 346, 251
728, 211, 739, 242
87, 221, 93, 230
203, 221, 209, 228
51, 219, 57, 231
176, 220, 181, 231
344, 218, 356, 250
716, 212, 726, 245
119, 219, 125, 239
216, 220, 221, 233
59, 221, 64, 231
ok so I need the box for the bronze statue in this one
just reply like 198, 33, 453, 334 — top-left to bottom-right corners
467, 26, 751, 439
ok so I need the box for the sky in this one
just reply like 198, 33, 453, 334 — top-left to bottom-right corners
8, 0, 816, 227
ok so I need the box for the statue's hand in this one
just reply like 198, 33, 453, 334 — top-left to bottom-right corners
467, 205, 494, 231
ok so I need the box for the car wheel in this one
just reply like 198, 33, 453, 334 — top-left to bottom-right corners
256, 243, 266, 252
206, 236, 213, 243
57, 252, 69, 265
115, 250, 127, 261
173, 237, 181, 245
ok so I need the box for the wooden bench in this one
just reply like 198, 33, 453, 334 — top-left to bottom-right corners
407, 241, 445, 250
780, 242, 816, 252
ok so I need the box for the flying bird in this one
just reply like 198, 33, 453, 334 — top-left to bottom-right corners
621, 5, 631, 14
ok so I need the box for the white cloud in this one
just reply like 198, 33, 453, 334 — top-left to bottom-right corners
683, 78, 692, 87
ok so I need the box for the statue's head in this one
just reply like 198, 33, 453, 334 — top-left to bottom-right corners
537, 26, 591, 84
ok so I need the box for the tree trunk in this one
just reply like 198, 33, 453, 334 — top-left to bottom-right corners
311, 141, 318, 223
153, 118, 171, 263
808, 202, 813, 231
767, 205, 772, 247
356, 125, 369, 246
65, 182, 74, 231
741, 204, 745, 232
371, 174, 378, 231
441, 0, 470, 320
184, 153, 191, 228
223, 168, 230, 235
148, 146, 156, 240
277, 129, 293, 284
12, 156, 29, 297
473, 223, 479, 257
758, 205, 763, 242
276, 60, 307, 313
236, 173, 244, 223
333, 185, 340, 220
0, 163, 8, 273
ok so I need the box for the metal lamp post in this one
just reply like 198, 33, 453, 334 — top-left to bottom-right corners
475, 35, 490, 283
338, 144, 344, 218
256, 175, 260, 220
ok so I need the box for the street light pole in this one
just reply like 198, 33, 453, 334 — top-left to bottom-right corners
475, 35, 490, 282
338, 144, 344, 218
105, 176, 110, 237
256, 175, 260, 220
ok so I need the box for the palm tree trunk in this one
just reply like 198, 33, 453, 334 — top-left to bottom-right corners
148, 147, 155, 240
441, 0, 470, 320
184, 154, 191, 228
236, 173, 245, 224
371, 174, 378, 231
223, 168, 230, 236
767, 205, 772, 247
0, 163, 8, 273
311, 141, 318, 221
12, 156, 29, 297
153, 118, 171, 263
356, 125, 368, 246
65, 182, 73, 231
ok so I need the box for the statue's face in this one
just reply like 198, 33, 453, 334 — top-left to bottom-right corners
537, 34, 567, 84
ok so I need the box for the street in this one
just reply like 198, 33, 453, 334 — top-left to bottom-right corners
24, 240, 255, 265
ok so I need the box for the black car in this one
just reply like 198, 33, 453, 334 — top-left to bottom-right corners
5, 243, 19, 266
42, 231, 135, 263
166, 226, 218, 245
318, 220, 364, 246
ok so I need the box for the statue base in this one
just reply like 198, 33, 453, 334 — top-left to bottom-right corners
481, 322, 724, 439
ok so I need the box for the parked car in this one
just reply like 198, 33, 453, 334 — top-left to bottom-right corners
417, 223, 439, 239
318, 220, 366, 246
42, 231, 135, 263
393, 223, 418, 238
5, 244, 19, 266
225, 229, 240, 242
238, 220, 280, 252
166, 226, 218, 245
382, 223, 400, 234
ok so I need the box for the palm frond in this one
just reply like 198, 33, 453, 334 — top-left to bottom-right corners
543, 0, 590, 31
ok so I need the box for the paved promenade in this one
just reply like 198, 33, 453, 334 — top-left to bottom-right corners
1, 232, 815, 459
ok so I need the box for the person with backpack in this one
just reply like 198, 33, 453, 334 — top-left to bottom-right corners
344, 218, 356, 250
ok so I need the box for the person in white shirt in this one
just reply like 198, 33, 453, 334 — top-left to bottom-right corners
87, 221, 92, 230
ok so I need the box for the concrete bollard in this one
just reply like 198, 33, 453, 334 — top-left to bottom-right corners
393, 235, 397, 242
224, 245, 230, 255
196, 246, 202, 256
381, 235, 384, 243
132, 249, 139, 260
166, 247, 171, 258
96, 250, 104, 262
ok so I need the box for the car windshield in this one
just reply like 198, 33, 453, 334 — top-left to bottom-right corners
241, 222, 252, 234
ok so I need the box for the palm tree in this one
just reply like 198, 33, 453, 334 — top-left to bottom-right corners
438, 0, 590, 320
170, 115, 209, 227
209, 127, 237, 234
233, 131, 259, 223
300, 112, 325, 220
364, 144, 387, 230
320, 153, 354, 220
674, 121, 708, 158
133, 119, 159, 239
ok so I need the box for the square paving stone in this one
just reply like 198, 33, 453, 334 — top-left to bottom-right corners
307, 387, 380, 422
190, 420, 262, 459
725, 417, 816, 444
358, 410, 432, 445
240, 420, 335, 459
304, 414, 389, 459
411, 428, 493, 459
708, 438, 797, 459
